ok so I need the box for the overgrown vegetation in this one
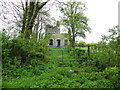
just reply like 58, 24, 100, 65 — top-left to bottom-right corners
1, 0, 119, 89
2, 32, 49, 78
2, 26, 119, 88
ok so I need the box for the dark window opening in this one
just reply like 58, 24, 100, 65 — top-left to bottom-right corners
49, 39, 53, 45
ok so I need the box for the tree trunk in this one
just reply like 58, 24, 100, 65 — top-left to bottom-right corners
21, 0, 28, 37
71, 24, 75, 47
21, 0, 49, 39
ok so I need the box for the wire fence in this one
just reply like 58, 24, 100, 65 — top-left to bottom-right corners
47, 45, 96, 67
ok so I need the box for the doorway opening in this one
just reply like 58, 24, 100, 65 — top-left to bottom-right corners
57, 39, 61, 47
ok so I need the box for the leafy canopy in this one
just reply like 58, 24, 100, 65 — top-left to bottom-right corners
60, 0, 91, 38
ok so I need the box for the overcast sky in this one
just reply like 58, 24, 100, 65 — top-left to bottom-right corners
49, 0, 119, 43
0, 0, 119, 43
83, 0, 119, 43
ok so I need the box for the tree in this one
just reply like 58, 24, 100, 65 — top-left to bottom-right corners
0, 0, 50, 39
59, 0, 91, 47
0, 0, 23, 36
101, 26, 119, 45
31, 8, 51, 41
101, 26, 119, 67
21, 0, 50, 39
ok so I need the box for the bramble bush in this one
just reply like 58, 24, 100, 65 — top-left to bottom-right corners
1, 32, 49, 79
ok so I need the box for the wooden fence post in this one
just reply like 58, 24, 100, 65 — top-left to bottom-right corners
88, 45, 90, 59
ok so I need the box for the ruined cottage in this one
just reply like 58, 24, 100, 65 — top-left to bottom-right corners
45, 21, 69, 47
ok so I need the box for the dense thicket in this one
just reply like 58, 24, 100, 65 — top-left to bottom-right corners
1, 32, 49, 78
2, 28, 119, 88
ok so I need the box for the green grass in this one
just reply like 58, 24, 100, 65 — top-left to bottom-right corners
2, 47, 119, 88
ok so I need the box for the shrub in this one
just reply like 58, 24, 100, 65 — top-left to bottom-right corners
102, 67, 119, 89
2, 32, 48, 78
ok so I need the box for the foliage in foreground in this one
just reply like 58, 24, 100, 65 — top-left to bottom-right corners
1, 32, 49, 77
2, 26, 120, 88
2, 60, 119, 88
2, 46, 119, 88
